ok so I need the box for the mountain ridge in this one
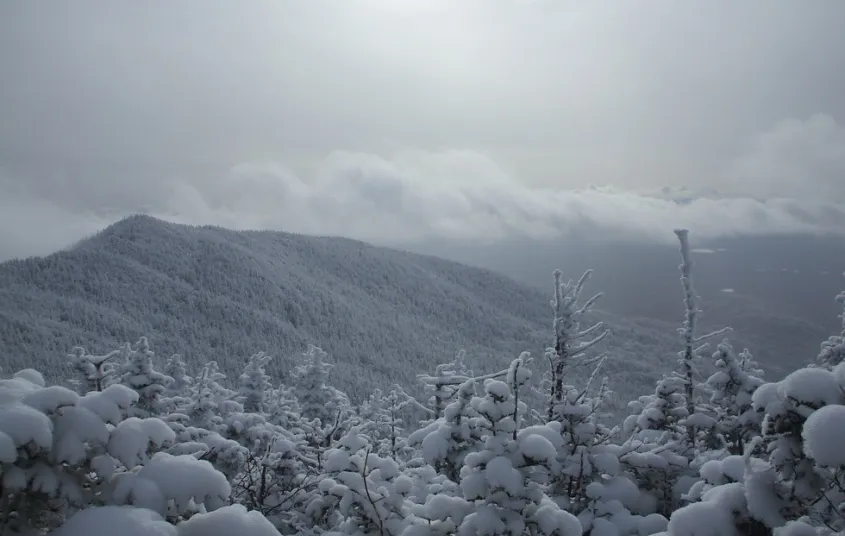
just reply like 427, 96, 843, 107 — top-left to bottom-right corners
2, 215, 827, 406
2, 215, 682, 404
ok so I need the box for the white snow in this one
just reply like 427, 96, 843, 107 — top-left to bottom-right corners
483, 455, 522, 495
518, 434, 557, 464
107, 417, 176, 467
777, 368, 842, 412
52, 506, 177, 536
666, 499, 740, 536
14, 368, 46, 387
0, 401, 53, 449
52, 405, 111, 464
78, 384, 139, 424
22, 385, 79, 413
177, 505, 280, 536
114, 453, 231, 515
802, 404, 845, 466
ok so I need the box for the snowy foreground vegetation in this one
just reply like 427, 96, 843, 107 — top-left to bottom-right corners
2, 230, 845, 536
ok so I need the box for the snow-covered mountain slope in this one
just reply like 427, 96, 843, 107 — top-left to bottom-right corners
0, 215, 683, 404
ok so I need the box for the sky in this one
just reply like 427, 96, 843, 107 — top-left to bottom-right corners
1, 0, 845, 259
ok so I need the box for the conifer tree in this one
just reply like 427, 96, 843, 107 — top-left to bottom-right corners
118, 337, 172, 418
706, 341, 765, 455
237, 352, 273, 414
163, 353, 193, 397
67, 346, 120, 393
458, 376, 582, 536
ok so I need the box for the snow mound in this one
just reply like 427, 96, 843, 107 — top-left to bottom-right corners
52, 506, 177, 536
177, 504, 280, 536
802, 404, 845, 466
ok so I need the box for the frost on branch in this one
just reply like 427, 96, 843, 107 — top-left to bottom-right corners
546, 269, 609, 423
673, 229, 730, 452
417, 350, 473, 422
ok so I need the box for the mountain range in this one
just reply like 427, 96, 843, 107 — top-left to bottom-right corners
0, 215, 703, 408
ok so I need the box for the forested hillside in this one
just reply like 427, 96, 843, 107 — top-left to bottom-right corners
2, 225, 844, 535
0, 215, 683, 404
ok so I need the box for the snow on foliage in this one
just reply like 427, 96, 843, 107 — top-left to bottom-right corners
5, 235, 845, 536
0, 364, 243, 534
52, 506, 178, 536
177, 504, 281, 536
457, 377, 582, 536
118, 337, 173, 418
706, 342, 764, 455
816, 273, 845, 369
802, 404, 845, 467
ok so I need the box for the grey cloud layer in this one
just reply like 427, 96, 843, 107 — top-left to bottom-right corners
1, 1, 845, 259
2, 144, 844, 261
1, 1, 845, 190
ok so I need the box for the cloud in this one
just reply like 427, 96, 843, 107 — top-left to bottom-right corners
725, 114, 845, 201
0, 175, 117, 260
2, 148, 845, 261
2, 2, 845, 192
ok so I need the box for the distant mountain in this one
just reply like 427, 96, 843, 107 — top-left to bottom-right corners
0, 215, 686, 407
407, 233, 844, 379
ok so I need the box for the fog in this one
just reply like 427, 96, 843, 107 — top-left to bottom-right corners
2, 1, 844, 259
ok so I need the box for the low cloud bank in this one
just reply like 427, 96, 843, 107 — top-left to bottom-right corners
2, 148, 844, 261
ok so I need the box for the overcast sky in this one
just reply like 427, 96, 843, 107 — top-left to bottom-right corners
1, 0, 845, 259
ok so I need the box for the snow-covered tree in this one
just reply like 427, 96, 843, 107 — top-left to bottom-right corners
550, 369, 620, 518
163, 353, 193, 397
118, 337, 172, 418
457, 378, 583, 536
0, 367, 234, 534
230, 431, 315, 533
817, 274, 845, 369
292, 345, 353, 465
266, 382, 303, 432
185, 360, 236, 432
621, 374, 692, 517
53, 504, 282, 536
306, 429, 414, 535
546, 269, 609, 423
410, 379, 483, 483
753, 364, 845, 530
418, 350, 473, 422
706, 341, 765, 455
673, 229, 730, 453
359, 385, 414, 461
67, 346, 120, 393
238, 352, 273, 414
668, 359, 845, 534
